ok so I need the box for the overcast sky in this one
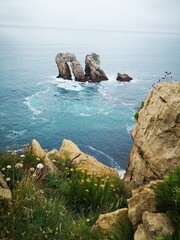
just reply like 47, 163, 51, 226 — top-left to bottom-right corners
0, 0, 180, 33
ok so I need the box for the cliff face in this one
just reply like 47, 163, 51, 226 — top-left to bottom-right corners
124, 82, 180, 190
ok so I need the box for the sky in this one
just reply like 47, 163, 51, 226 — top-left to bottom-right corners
0, 0, 180, 33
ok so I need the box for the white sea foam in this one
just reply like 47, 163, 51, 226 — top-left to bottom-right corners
79, 113, 91, 117
6, 130, 26, 139
126, 124, 134, 134
117, 168, 126, 179
88, 145, 119, 168
24, 88, 49, 115
57, 80, 83, 91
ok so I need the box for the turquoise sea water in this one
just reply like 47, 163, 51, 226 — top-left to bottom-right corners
0, 25, 180, 173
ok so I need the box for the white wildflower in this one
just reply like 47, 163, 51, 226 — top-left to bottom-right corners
6, 165, 11, 169
1, 168, 5, 171
52, 159, 56, 163
20, 154, 25, 158
6, 177, 11, 182
36, 157, 40, 161
29, 167, 35, 172
15, 163, 23, 169
36, 163, 44, 169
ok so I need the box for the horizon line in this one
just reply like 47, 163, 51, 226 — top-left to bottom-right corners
0, 23, 180, 36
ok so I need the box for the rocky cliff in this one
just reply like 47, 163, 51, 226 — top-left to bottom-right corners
124, 82, 180, 190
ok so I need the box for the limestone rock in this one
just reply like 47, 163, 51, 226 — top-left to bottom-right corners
0, 171, 9, 189
0, 189, 12, 205
134, 224, 153, 240
91, 208, 128, 235
43, 156, 58, 173
85, 53, 108, 82
116, 73, 133, 82
56, 139, 119, 179
29, 139, 46, 159
124, 82, 180, 190
142, 211, 174, 237
55, 52, 85, 81
71, 60, 85, 82
127, 181, 159, 228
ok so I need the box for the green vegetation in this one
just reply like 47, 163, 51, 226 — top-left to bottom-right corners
0, 152, 132, 240
154, 168, 180, 240
134, 101, 144, 121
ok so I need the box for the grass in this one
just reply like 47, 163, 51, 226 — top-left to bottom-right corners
0, 151, 132, 240
154, 168, 180, 240
134, 101, 144, 121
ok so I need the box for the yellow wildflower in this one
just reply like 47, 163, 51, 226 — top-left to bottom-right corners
86, 178, 91, 183
81, 179, 84, 184
85, 189, 89, 193
100, 184, 105, 189
70, 168, 74, 172
110, 184, 115, 188
106, 176, 110, 179
81, 170, 85, 173
94, 183, 98, 187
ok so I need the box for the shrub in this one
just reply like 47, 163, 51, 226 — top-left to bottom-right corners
134, 101, 144, 121
154, 168, 180, 240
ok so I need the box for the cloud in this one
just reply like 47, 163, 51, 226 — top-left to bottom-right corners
0, 0, 180, 33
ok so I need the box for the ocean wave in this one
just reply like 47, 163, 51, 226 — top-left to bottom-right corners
117, 168, 126, 179
6, 130, 26, 139
126, 124, 134, 134
24, 88, 49, 115
57, 81, 83, 92
87, 145, 119, 168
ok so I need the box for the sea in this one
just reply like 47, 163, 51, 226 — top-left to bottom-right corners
0, 25, 180, 176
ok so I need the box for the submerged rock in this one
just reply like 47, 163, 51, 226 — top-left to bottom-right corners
116, 73, 133, 82
85, 53, 108, 82
124, 82, 180, 190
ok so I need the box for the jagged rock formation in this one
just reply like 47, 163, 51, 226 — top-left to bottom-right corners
55, 139, 119, 179
55, 52, 108, 82
55, 52, 85, 81
124, 82, 180, 190
85, 53, 108, 82
127, 181, 159, 228
28, 139, 119, 179
116, 73, 133, 82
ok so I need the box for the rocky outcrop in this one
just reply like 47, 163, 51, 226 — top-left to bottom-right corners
116, 73, 133, 82
124, 82, 180, 190
85, 53, 108, 82
127, 181, 159, 228
55, 52, 85, 81
134, 212, 174, 240
29, 139, 46, 159
91, 208, 128, 235
28, 139, 119, 179
55, 139, 119, 179
0, 171, 12, 206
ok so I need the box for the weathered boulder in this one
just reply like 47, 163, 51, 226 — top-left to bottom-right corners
0, 171, 9, 189
0, 189, 12, 202
127, 181, 159, 228
55, 52, 85, 81
91, 208, 128, 235
134, 212, 174, 240
28, 140, 57, 174
55, 139, 119, 179
124, 82, 180, 190
85, 53, 108, 82
116, 73, 133, 82
28, 139, 46, 159
44, 156, 58, 173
